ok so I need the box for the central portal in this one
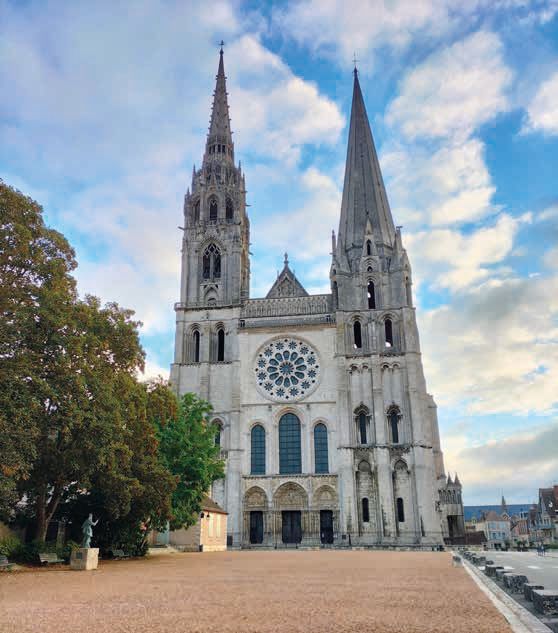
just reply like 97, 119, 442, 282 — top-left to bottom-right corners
282, 510, 302, 543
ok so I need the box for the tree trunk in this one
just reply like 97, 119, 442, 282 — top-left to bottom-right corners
34, 489, 48, 542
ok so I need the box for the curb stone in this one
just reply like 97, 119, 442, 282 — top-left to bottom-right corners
461, 556, 552, 633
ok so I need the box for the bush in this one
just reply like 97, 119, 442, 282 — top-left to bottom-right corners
10, 539, 73, 564
0, 535, 21, 557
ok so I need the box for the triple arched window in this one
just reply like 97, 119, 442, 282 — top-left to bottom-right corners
251, 425, 265, 475
314, 423, 328, 474
279, 413, 302, 475
202, 243, 221, 280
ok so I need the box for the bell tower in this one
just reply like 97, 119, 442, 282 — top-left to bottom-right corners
180, 45, 250, 309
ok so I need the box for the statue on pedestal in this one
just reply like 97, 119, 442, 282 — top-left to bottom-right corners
81, 513, 99, 549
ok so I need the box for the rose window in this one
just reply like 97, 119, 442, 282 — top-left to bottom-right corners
254, 337, 321, 402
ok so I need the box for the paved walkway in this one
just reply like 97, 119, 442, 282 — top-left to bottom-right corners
487, 551, 558, 589
1, 550, 512, 633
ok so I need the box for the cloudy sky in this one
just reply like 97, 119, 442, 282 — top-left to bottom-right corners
1, 0, 557, 505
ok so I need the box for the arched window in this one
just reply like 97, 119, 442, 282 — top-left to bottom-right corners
397, 497, 405, 523
353, 320, 362, 349
389, 409, 400, 444
209, 198, 218, 222
217, 328, 225, 361
367, 281, 376, 309
314, 423, 328, 474
358, 412, 367, 444
202, 243, 221, 280
226, 198, 234, 221
192, 329, 200, 362
385, 318, 393, 347
362, 498, 370, 523
213, 421, 222, 446
366, 240, 372, 256
251, 425, 265, 475
193, 199, 200, 222
279, 413, 301, 475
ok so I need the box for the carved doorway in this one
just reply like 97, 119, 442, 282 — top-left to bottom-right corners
320, 510, 334, 544
282, 511, 302, 543
250, 511, 264, 544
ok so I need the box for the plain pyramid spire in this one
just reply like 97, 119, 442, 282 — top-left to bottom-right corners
337, 69, 395, 267
205, 45, 234, 163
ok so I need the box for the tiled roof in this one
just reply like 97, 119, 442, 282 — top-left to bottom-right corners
202, 496, 228, 514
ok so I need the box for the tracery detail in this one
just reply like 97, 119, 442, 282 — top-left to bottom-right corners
254, 337, 321, 402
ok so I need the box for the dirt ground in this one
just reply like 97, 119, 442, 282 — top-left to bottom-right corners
0, 550, 511, 633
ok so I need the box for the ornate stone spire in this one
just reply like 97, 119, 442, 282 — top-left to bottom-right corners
337, 69, 395, 268
205, 44, 234, 164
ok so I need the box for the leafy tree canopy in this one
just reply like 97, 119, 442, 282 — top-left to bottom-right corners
157, 392, 224, 531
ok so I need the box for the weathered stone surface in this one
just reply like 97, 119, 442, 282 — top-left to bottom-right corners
70, 548, 98, 571
524, 583, 544, 601
503, 573, 527, 593
532, 589, 558, 616
485, 564, 503, 577
495, 568, 508, 581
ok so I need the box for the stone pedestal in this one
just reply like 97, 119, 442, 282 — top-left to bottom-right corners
70, 548, 99, 570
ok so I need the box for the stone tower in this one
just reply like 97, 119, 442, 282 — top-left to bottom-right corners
170, 53, 463, 549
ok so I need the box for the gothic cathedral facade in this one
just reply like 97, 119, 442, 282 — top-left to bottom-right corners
171, 50, 463, 548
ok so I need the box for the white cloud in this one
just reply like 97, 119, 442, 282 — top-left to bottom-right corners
406, 213, 528, 290
274, 0, 557, 70
386, 31, 512, 141
524, 70, 558, 135
419, 265, 558, 414
442, 422, 558, 503
0, 1, 344, 351
383, 138, 495, 226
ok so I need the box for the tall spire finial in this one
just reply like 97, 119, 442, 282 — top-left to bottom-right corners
352, 52, 359, 76
284, 252, 289, 267
220, 39, 225, 54
205, 44, 234, 164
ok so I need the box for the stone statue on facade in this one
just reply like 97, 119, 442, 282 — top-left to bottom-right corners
81, 513, 99, 548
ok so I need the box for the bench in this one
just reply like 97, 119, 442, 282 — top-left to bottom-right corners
524, 583, 544, 601
0, 555, 13, 570
110, 549, 130, 559
38, 552, 65, 565
532, 590, 558, 616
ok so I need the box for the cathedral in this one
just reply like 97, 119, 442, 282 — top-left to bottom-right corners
170, 48, 464, 548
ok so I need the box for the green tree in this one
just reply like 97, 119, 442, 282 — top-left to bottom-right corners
157, 392, 224, 530
0, 181, 76, 519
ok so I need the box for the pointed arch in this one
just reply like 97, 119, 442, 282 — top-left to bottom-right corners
209, 197, 218, 222
387, 406, 401, 444
354, 405, 370, 445
250, 425, 265, 475
226, 197, 234, 221
384, 318, 393, 347
202, 243, 221, 280
366, 240, 372, 256
279, 413, 301, 475
313, 423, 328, 474
367, 280, 376, 309
217, 327, 225, 361
353, 320, 362, 349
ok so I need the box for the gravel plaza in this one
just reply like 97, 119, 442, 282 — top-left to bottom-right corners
0, 550, 512, 633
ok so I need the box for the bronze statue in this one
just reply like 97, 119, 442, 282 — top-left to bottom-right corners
81, 513, 99, 548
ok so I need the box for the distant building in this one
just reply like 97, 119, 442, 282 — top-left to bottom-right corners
151, 497, 228, 552
533, 486, 558, 544
438, 474, 465, 544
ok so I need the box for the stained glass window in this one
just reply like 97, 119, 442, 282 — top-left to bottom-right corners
314, 423, 328, 474
279, 413, 301, 474
251, 425, 265, 475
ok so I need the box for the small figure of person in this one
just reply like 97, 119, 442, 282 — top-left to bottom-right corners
81, 513, 99, 548
541, 544, 546, 557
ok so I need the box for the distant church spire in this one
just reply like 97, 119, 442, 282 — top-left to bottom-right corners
205, 44, 234, 164
337, 69, 395, 267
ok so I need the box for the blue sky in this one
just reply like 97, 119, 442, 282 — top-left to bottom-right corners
1, 0, 557, 505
